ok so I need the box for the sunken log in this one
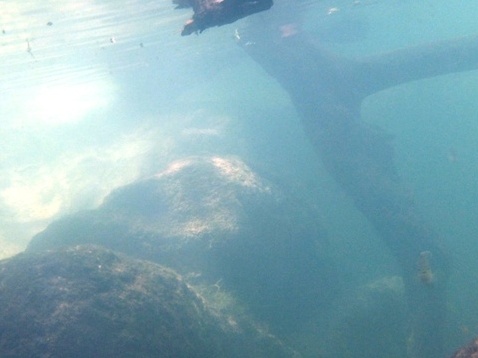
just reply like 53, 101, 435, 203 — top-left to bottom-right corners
239, 26, 478, 357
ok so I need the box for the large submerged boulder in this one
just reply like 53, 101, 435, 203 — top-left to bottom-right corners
28, 156, 335, 329
320, 276, 408, 358
0, 245, 295, 357
450, 337, 478, 358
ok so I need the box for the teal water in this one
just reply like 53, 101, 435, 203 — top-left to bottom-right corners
1, 0, 478, 356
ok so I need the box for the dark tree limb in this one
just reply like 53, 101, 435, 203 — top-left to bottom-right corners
239, 29, 478, 357
356, 34, 478, 97
174, 0, 273, 36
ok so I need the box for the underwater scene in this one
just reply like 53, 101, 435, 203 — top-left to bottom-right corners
1, 0, 478, 357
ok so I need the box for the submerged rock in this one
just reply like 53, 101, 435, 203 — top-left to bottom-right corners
28, 156, 335, 330
0, 245, 296, 357
320, 276, 408, 358
451, 337, 478, 358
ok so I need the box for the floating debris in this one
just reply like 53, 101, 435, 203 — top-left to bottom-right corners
26, 39, 35, 59
417, 251, 434, 285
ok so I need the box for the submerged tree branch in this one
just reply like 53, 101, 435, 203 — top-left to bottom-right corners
240, 28, 478, 357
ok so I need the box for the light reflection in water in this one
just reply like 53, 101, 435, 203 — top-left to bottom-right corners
0, 0, 214, 255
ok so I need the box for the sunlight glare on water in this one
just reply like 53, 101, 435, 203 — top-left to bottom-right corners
0, 0, 203, 256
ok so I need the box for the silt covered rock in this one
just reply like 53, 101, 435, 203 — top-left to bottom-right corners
0, 245, 295, 357
28, 156, 334, 330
